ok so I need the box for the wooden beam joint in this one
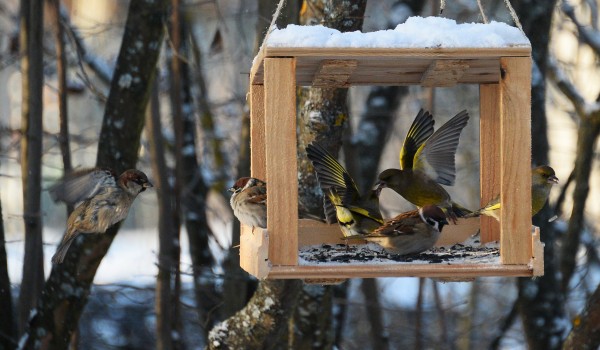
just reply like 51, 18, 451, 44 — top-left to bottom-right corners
312, 59, 358, 87
421, 59, 470, 87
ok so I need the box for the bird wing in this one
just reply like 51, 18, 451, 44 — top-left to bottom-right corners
245, 186, 267, 205
306, 143, 360, 195
48, 168, 118, 206
400, 109, 435, 170
368, 210, 421, 237
413, 110, 469, 186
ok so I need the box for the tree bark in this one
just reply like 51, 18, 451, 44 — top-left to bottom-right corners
17, 0, 45, 335
49, 0, 73, 215
361, 279, 389, 350
20, 0, 168, 348
207, 280, 303, 349
560, 116, 600, 291
563, 283, 600, 350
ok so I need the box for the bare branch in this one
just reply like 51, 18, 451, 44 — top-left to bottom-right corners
547, 57, 600, 117
562, 2, 600, 56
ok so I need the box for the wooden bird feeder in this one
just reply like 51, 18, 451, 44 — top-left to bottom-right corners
241, 27, 543, 281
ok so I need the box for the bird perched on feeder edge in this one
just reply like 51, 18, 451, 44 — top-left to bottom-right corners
377, 109, 471, 222
228, 177, 267, 229
466, 165, 559, 220
49, 168, 153, 264
306, 142, 384, 238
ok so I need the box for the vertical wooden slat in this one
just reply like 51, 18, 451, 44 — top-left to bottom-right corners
264, 57, 298, 266
500, 56, 532, 265
479, 84, 501, 243
250, 85, 266, 179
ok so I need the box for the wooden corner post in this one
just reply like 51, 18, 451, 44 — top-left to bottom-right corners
479, 83, 500, 243
264, 57, 298, 266
499, 56, 532, 265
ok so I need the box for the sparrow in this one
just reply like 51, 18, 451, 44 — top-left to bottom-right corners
306, 142, 384, 238
377, 109, 471, 221
358, 205, 448, 255
467, 165, 559, 220
49, 168, 153, 264
228, 177, 267, 229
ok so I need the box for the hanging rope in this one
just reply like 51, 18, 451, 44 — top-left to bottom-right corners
503, 0, 524, 33
477, 0, 489, 24
257, 0, 287, 54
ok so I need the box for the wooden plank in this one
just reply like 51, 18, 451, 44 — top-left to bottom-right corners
250, 85, 266, 179
253, 56, 504, 86
499, 56, 532, 265
312, 59, 358, 87
531, 226, 544, 276
264, 58, 298, 266
479, 83, 501, 243
268, 263, 534, 279
239, 225, 271, 279
421, 60, 470, 87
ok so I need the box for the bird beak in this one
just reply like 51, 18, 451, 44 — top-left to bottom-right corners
144, 181, 154, 188
548, 175, 559, 184
227, 187, 235, 193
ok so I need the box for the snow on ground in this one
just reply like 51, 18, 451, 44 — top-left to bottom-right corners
6, 220, 232, 285
266, 16, 530, 49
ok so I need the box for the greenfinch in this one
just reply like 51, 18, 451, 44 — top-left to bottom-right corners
358, 205, 448, 255
306, 142, 384, 237
467, 165, 559, 220
377, 109, 471, 221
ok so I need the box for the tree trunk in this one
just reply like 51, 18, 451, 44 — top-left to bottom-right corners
361, 279, 389, 350
17, 0, 45, 335
0, 198, 16, 349
20, 0, 168, 347
512, 2, 566, 349
148, 79, 183, 350
49, 0, 73, 216
207, 280, 303, 349
563, 282, 600, 350
560, 116, 600, 291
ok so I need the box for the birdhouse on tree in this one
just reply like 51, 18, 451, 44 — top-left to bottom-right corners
241, 17, 543, 281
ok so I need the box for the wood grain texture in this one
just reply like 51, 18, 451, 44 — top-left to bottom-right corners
500, 56, 532, 265
264, 58, 298, 266
531, 226, 544, 276
250, 47, 530, 86
421, 59, 469, 87
479, 84, 501, 243
239, 224, 271, 279
250, 85, 266, 179
312, 59, 358, 87
268, 263, 535, 279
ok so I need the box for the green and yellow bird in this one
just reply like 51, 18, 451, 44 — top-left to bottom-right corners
467, 165, 559, 220
306, 142, 384, 237
377, 109, 471, 221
